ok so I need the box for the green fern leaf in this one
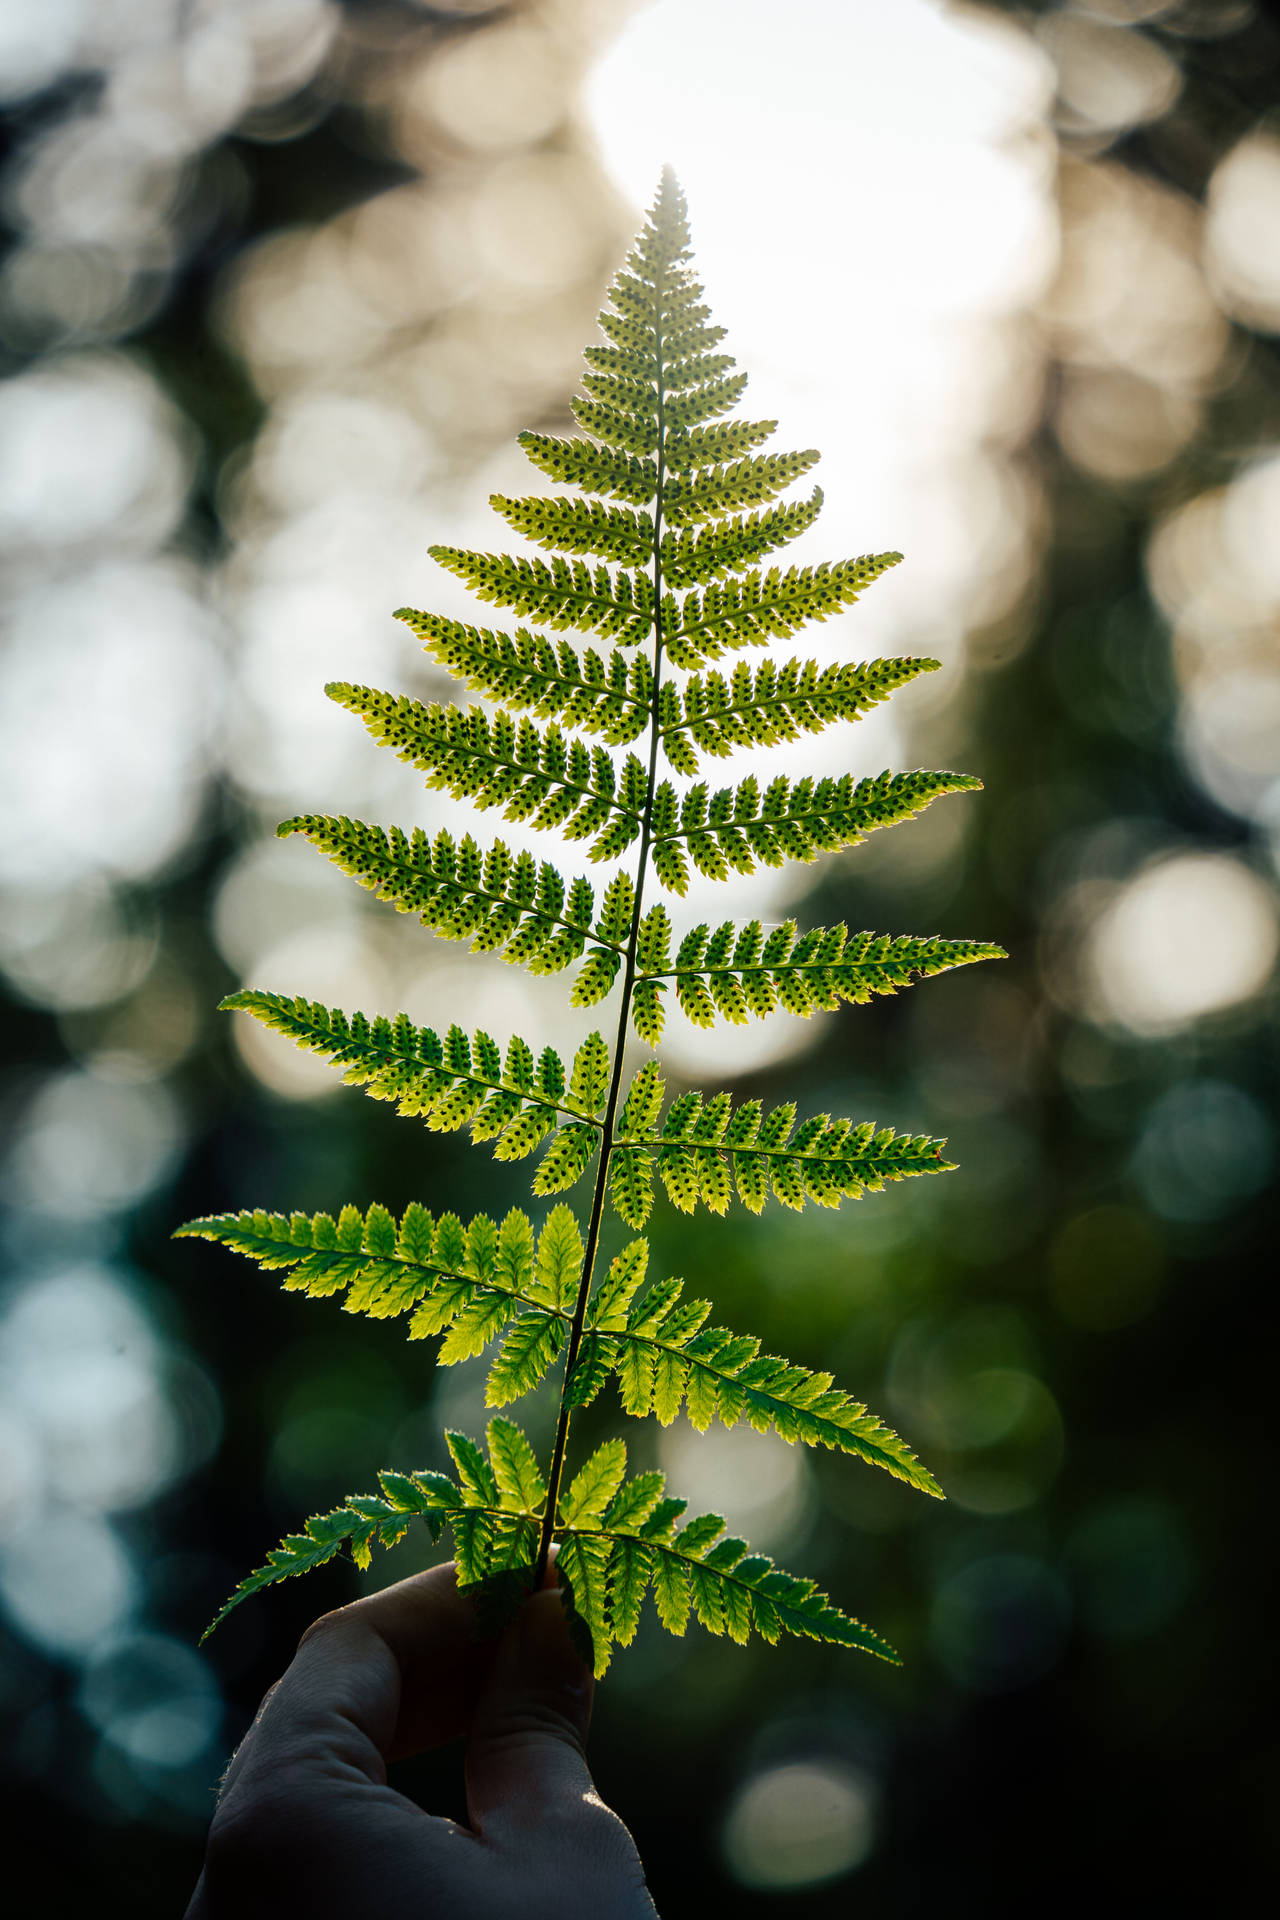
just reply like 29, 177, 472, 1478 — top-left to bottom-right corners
577, 365, 661, 417
278, 816, 624, 999
663, 416, 777, 471
639, 919, 1006, 1037
596, 1272, 940, 1494
517, 430, 656, 505
663, 449, 821, 528
555, 1533, 615, 1668
485, 1312, 565, 1407
200, 1468, 455, 1638
587, 1238, 651, 1330
659, 490, 823, 590
488, 1416, 548, 1513
326, 683, 642, 863
532, 1203, 584, 1309
219, 993, 601, 1183
662, 654, 938, 773
188, 169, 1002, 1673
489, 493, 654, 566
560, 1436, 629, 1527
609, 1147, 655, 1230
174, 1201, 567, 1372
397, 608, 652, 746
613, 1075, 952, 1218
569, 395, 660, 457
446, 1428, 499, 1505
551, 1446, 898, 1676
663, 553, 902, 668
430, 547, 654, 647
650, 768, 983, 895
617, 1057, 666, 1139
531, 1122, 599, 1195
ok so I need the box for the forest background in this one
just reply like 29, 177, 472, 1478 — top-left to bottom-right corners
0, 2, 1277, 1913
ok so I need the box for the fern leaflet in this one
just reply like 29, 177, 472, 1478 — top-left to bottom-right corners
327, 683, 645, 863
397, 608, 653, 745
660, 653, 938, 774
650, 767, 982, 895
631, 911, 1006, 1039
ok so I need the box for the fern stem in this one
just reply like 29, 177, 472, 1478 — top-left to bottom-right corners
533, 295, 670, 1590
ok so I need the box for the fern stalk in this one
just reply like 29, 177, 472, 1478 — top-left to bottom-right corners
533, 227, 674, 1589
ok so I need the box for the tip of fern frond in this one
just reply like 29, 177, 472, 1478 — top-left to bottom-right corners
275, 816, 304, 840
217, 990, 253, 1013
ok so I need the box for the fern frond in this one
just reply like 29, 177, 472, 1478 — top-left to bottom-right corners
279, 816, 625, 1005
661, 654, 937, 775
661, 370, 751, 432
189, 169, 999, 1673
175, 1201, 580, 1399
327, 683, 643, 864
658, 490, 824, 591
663, 417, 777, 471
562, 1255, 939, 1495
488, 494, 654, 567
429, 547, 654, 647
577, 367, 661, 418
650, 768, 982, 896
579, 347, 739, 400
201, 1420, 552, 1637
631, 913, 1006, 1039
663, 553, 902, 667
569, 396, 660, 457
554, 1441, 898, 1675
662, 449, 820, 527
221, 991, 606, 1188
199, 1473, 450, 1640
517, 431, 656, 505
611, 1067, 953, 1217
397, 609, 652, 747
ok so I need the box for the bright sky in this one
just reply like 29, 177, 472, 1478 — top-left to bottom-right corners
587, 0, 1056, 573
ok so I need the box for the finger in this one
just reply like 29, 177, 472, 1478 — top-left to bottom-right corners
465, 1588, 652, 1910
218, 1561, 488, 1810
195, 1566, 493, 1920
466, 1586, 594, 1832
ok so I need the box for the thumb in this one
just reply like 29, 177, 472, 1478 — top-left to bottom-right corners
465, 1585, 594, 1837
465, 1590, 653, 1914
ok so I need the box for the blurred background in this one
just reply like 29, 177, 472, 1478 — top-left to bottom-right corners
1, 0, 1277, 1911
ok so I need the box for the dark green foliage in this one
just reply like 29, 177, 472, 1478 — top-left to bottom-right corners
201, 1422, 897, 1668
180, 170, 1003, 1676
631, 914, 1006, 1041
609, 1071, 954, 1222
397, 609, 652, 744
649, 766, 982, 895
659, 653, 938, 773
327, 683, 645, 861
279, 815, 627, 1000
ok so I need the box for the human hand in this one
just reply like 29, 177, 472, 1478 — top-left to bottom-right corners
186, 1563, 656, 1919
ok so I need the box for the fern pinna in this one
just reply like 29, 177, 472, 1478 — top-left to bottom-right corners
178, 172, 1004, 1673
